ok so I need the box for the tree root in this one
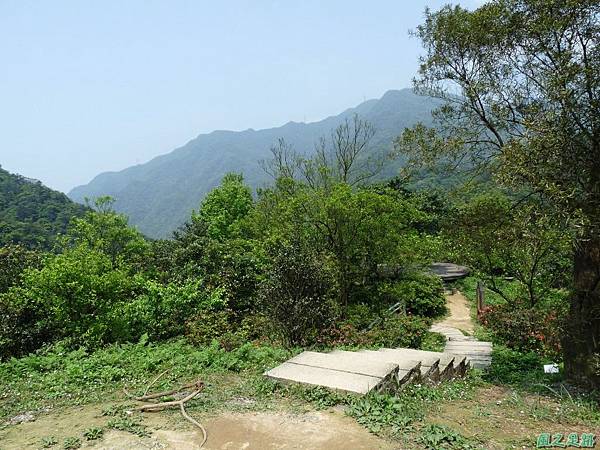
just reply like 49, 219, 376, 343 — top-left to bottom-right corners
125, 379, 207, 448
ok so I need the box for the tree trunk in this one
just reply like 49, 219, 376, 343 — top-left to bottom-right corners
563, 232, 600, 388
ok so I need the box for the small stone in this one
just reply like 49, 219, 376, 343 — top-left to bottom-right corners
9, 412, 35, 424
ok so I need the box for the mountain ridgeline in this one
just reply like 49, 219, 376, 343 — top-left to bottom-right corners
0, 166, 87, 249
69, 89, 439, 238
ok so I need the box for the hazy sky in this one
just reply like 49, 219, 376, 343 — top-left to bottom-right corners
0, 0, 483, 192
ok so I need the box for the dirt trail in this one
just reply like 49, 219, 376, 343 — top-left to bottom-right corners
435, 291, 475, 333
0, 404, 396, 450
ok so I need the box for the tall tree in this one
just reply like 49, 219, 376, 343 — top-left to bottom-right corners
398, 0, 600, 386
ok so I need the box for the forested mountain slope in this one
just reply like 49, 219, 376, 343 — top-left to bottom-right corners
69, 89, 438, 237
0, 166, 87, 248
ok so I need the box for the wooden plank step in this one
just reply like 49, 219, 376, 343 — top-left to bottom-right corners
265, 362, 385, 394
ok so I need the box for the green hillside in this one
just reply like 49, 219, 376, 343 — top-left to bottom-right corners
0, 166, 87, 249
69, 89, 440, 238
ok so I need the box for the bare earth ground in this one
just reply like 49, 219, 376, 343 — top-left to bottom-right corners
435, 290, 475, 333
0, 404, 396, 450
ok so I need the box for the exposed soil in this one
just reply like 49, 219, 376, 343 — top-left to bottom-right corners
436, 291, 475, 333
0, 403, 396, 450
426, 385, 596, 450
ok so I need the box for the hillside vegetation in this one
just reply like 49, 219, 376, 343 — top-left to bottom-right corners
0, 166, 87, 249
69, 89, 439, 238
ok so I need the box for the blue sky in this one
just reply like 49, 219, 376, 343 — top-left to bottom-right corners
0, 1, 483, 192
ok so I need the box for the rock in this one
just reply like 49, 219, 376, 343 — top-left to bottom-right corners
9, 412, 35, 424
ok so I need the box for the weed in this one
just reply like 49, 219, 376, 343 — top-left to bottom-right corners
62, 436, 81, 449
106, 412, 150, 437
39, 436, 58, 448
83, 426, 104, 440
416, 424, 481, 449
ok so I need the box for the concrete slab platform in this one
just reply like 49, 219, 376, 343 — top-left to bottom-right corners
265, 362, 385, 395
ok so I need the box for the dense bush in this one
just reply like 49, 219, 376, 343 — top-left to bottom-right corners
0, 247, 146, 358
319, 314, 431, 349
0, 244, 42, 294
479, 303, 564, 359
377, 273, 446, 318
0, 245, 226, 359
259, 243, 337, 347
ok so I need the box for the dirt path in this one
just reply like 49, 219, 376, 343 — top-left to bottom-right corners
435, 291, 475, 333
0, 404, 396, 450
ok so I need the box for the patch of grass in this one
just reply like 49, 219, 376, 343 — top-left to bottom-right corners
420, 331, 446, 352
0, 339, 290, 421
345, 375, 482, 436
485, 345, 560, 386
416, 423, 482, 449
62, 436, 81, 449
106, 412, 149, 437
40, 436, 58, 448
83, 426, 104, 440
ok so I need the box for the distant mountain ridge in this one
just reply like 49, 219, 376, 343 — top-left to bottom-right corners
0, 166, 87, 249
69, 89, 439, 238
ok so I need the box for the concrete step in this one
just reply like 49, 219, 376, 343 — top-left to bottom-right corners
328, 350, 419, 386
265, 362, 386, 394
288, 351, 399, 379
374, 348, 465, 382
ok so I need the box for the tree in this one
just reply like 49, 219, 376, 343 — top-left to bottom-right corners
445, 192, 571, 307
254, 182, 430, 309
262, 114, 384, 189
195, 173, 254, 241
398, 1, 600, 386
67, 196, 149, 268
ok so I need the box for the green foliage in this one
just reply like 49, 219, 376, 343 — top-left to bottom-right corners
254, 180, 433, 308
0, 244, 42, 294
107, 413, 149, 437
259, 243, 336, 347
346, 378, 478, 435
195, 173, 253, 241
319, 314, 431, 350
364, 315, 431, 349
479, 304, 565, 359
484, 345, 560, 386
62, 436, 81, 449
83, 427, 104, 440
443, 192, 571, 307
66, 196, 150, 268
0, 166, 87, 249
185, 308, 233, 346
378, 273, 446, 318
402, 0, 600, 386
40, 436, 58, 448
0, 339, 290, 421
416, 424, 480, 450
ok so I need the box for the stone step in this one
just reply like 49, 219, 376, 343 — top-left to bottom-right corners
265, 362, 386, 395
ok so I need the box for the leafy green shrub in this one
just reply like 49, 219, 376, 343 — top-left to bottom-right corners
479, 304, 563, 358
417, 424, 479, 449
365, 315, 431, 348
485, 345, 560, 385
378, 273, 446, 318
319, 314, 430, 349
0, 244, 42, 294
118, 280, 221, 342
259, 243, 337, 346
185, 309, 233, 346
